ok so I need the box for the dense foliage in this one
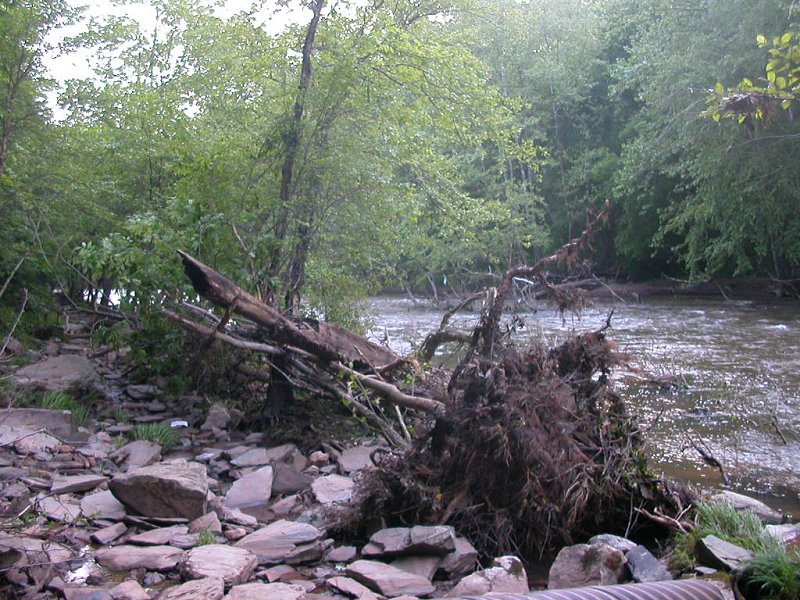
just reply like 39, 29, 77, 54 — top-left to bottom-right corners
2, 0, 799, 332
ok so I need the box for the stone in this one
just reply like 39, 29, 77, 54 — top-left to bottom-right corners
189, 511, 223, 534
111, 440, 162, 470
270, 494, 303, 518
626, 545, 672, 582
262, 443, 299, 464
39, 495, 82, 523
125, 384, 160, 400
108, 579, 150, 600
261, 564, 299, 583
225, 582, 307, 600
327, 576, 381, 600
0, 466, 26, 480
181, 544, 257, 584
446, 555, 528, 597
61, 587, 113, 600
309, 451, 329, 466
159, 577, 224, 600
709, 490, 783, 525
391, 556, 442, 581
0, 532, 72, 565
219, 506, 258, 527
225, 528, 248, 542
12, 429, 61, 454
548, 543, 626, 589
336, 445, 380, 474
346, 559, 435, 597
0, 407, 74, 439
14, 355, 98, 390
311, 474, 354, 505
95, 545, 183, 571
696, 535, 753, 571
201, 404, 230, 431
765, 523, 800, 548
235, 519, 324, 564
91, 523, 128, 545
437, 537, 478, 578
271, 464, 313, 495
77, 433, 116, 459
127, 525, 189, 545
230, 449, 271, 468
589, 533, 638, 553
362, 526, 455, 558
171, 533, 201, 549
81, 490, 127, 521
325, 546, 358, 563
224, 466, 273, 510
109, 461, 208, 519
51, 474, 108, 494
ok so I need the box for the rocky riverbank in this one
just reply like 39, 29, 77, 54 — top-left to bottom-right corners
0, 308, 795, 599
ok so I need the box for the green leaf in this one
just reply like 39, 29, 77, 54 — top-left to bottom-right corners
714, 82, 725, 95
756, 34, 767, 47
775, 76, 787, 90
780, 32, 794, 46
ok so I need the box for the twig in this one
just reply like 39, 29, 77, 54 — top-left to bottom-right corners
685, 434, 728, 484
0, 254, 26, 301
592, 275, 628, 304
1, 288, 28, 358
634, 507, 694, 534
771, 414, 788, 445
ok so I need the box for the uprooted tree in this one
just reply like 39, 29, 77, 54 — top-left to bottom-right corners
167, 207, 690, 561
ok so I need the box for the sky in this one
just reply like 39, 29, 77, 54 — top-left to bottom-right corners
46, 0, 307, 83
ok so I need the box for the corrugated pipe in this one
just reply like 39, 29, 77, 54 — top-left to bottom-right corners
440, 579, 724, 600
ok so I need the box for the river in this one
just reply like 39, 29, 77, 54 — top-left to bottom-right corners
367, 295, 800, 518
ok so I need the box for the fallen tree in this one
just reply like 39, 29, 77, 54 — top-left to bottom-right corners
167, 205, 690, 559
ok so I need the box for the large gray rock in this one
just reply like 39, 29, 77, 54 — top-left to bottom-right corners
391, 555, 442, 581
189, 512, 222, 535
311, 474, 354, 505
446, 555, 528, 597
696, 535, 753, 571
346, 559, 435, 597
182, 544, 257, 585
91, 522, 128, 545
201, 404, 230, 431
95, 545, 183, 571
548, 543, 626, 589
13, 355, 98, 390
362, 526, 456, 558
234, 519, 324, 564
224, 466, 273, 510
327, 576, 381, 600
270, 464, 313, 495
225, 582, 307, 600
589, 533, 638, 553
709, 491, 783, 525
626, 545, 672, 582
158, 577, 224, 600
108, 579, 150, 600
109, 461, 208, 519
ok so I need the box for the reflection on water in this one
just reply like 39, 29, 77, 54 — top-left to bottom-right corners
368, 296, 800, 517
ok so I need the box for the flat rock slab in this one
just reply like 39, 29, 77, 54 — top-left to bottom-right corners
0, 408, 73, 438
182, 544, 258, 585
107, 579, 150, 600
311, 474, 354, 505
51, 474, 108, 494
0, 533, 73, 565
127, 525, 189, 546
548, 543, 626, 589
626, 544, 672, 582
109, 461, 208, 520
328, 576, 381, 600
696, 535, 753, 571
111, 440, 162, 471
709, 490, 783, 525
39, 495, 82, 523
347, 559, 435, 597
95, 545, 184, 571
270, 464, 313, 495
438, 537, 478, 578
235, 519, 323, 564
224, 466, 273, 510
336, 445, 380, 473
13, 355, 99, 390
91, 522, 128, 545
159, 577, 224, 600
81, 490, 127, 521
9, 429, 62, 454
189, 512, 223, 535
362, 526, 456, 558
225, 582, 307, 600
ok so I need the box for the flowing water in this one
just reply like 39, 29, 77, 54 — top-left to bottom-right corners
367, 295, 800, 518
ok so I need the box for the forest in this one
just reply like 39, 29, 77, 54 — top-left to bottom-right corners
1, 0, 800, 328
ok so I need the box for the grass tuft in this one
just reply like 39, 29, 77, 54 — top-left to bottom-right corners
132, 422, 181, 450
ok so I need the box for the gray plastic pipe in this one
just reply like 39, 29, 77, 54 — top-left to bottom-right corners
441, 579, 724, 600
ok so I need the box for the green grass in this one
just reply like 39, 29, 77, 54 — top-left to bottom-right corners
39, 391, 91, 427
196, 529, 216, 546
746, 542, 800, 600
132, 422, 181, 450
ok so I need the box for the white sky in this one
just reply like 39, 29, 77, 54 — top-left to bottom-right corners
46, 0, 308, 83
